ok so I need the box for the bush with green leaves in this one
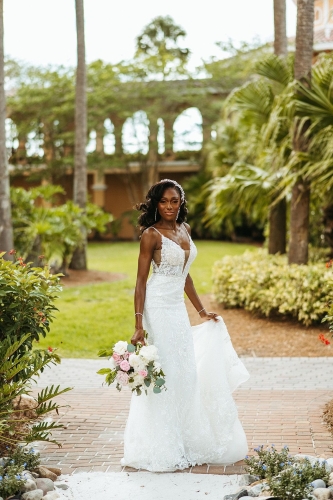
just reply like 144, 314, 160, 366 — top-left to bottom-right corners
3, 445, 41, 471
244, 444, 294, 480
269, 459, 329, 500
0, 254, 71, 454
0, 446, 41, 498
0, 461, 25, 499
212, 249, 332, 325
245, 445, 329, 500
0, 251, 61, 351
11, 185, 112, 270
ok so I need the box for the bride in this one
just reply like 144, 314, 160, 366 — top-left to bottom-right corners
121, 179, 249, 472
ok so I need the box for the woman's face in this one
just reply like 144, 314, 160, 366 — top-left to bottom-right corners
157, 187, 181, 221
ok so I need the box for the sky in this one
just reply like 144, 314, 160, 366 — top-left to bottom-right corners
4, 0, 297, 69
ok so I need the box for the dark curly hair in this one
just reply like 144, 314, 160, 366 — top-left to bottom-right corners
136, 179, 188, 233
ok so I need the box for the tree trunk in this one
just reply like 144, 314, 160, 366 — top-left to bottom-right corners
288, 0, 314, 265
288, 181, 310, 264
268, 198, 287, 254
274, 0, 287, 57
0, 0, 13, 257
267, 0, 288, 255
71, 0, 87, 270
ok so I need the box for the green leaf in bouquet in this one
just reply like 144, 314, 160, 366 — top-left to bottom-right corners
144, 379, 151, 387
153, 386, 161, 394
105, 371, 117, 386
127, 344, 135, 353
97, 368, 112, 375
98, 348, 113, 357
136, 388, 142, 396
155, 378, 165, 387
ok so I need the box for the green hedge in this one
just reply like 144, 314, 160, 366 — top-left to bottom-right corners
212, 249, 332, 325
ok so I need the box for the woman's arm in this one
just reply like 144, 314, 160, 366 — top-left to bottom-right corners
183, 223, 218, 322
184, 274, 218, 322
131, 229, 157, 345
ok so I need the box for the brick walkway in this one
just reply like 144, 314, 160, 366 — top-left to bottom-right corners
34, 358, 333, 476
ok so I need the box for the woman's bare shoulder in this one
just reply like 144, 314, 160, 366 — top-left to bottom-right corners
183, 222, 191, 235
140, 226, 159, 247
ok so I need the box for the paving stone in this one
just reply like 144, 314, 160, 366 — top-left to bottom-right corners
32, 358, 333, 475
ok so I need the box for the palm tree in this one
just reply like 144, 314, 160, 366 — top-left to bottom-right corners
0, 0, 13, 256
71, 0, 87, 270
288, 0, 314, 264
270, 0, 287, 254
274, 0, 287, 57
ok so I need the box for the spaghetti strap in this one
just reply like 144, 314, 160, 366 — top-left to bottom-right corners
182, 223, 191, 243
151, 226, 163, 236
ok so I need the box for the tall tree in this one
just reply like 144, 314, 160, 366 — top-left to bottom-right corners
135, 16, 190, 80
274, 0, 287, 57
269, 0, 287, 255
71, 0, 87, 270
0, 0, 13, 256
288, 0, 314, 264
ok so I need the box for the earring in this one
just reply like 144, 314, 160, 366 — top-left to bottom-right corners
176, 207, 180, 220
155, 208, 157, 221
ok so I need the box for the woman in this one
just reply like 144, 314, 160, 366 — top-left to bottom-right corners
121, 179, 249, 472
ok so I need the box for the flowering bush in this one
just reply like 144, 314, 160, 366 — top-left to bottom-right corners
0, 462, 26, 498
245, 444, 294, 479
245, 445, 329, 500
269, 459, 329, 500
212, 249, 333, 325
3, 445, 41, 471
0, 446, 41, 498
98, 341, 166, 396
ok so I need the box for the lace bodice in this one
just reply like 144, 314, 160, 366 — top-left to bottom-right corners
151, 227, 197, 277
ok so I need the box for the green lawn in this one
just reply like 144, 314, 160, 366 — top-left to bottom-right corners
38, 241, 255, 358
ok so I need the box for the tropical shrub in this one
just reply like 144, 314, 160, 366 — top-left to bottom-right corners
212, 249, 332, 325
11, 185, 112, 270
0, 254, 71, 453
0, 252, 61, 351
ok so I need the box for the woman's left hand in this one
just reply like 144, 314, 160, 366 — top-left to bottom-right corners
199, 310, 219, 322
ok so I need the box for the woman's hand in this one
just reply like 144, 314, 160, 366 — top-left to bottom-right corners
199, 310, 219, 322
131, 328, 146, 346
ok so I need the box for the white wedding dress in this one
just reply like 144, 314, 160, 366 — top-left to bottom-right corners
121, 226, 249, 472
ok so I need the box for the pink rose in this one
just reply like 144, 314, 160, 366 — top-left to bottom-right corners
116, 371, 129, 385
112, 353, 121, 365
119, 360, 131, 372
123, 351, 130, 359
139, 370, 148, 377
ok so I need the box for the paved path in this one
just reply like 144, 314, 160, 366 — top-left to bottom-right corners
34, 358, 333, 476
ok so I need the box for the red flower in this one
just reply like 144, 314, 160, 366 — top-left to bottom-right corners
9, 249, 16, 255
326, 260, 333, 268
38, 255, 45, 260
318, 334, 331, 345
47, 346, 53, 352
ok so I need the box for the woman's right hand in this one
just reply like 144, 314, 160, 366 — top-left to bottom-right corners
131, 328, 146, 346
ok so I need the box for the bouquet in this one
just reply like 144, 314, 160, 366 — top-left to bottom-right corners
98, 341, 166, 396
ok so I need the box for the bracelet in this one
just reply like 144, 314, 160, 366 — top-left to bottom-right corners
135, 312, 143, 317
198, 308, 206, 314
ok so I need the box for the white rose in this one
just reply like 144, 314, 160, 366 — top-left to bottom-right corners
153, 361, 161, 373
139, 345, 159, 363
133, 373, 145, 387
129, 354, 146, 372
113, 341, 128, 355
109, 357, 117, 370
